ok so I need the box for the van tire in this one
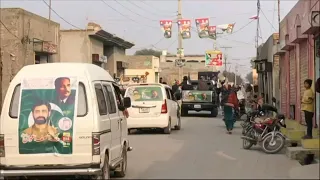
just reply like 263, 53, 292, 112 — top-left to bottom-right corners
114, 145, 127, 177
163, 120, 171, 134
94, 154, 110, 179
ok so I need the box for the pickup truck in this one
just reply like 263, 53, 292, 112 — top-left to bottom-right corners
180, 80, 219, 117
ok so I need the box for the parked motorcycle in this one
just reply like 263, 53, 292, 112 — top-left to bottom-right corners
241, 104, 287, 154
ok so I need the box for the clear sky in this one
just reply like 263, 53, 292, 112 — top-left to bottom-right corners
0, 0, 298, 74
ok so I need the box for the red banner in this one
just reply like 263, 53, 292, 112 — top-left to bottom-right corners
160, 20, 172, 38
177, 19, 191, 39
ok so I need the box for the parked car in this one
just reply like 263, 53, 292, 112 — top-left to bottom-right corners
125, 83, 181, 134
0, 63, 132, 179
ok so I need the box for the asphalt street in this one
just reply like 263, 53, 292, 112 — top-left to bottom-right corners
125, 112, 301, 179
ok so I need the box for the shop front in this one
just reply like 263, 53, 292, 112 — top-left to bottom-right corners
315, 37, 320, 125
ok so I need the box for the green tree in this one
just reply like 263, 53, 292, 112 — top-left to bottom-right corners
134, 48, 162, 57
245, 72, 253, 84
222, 70, 243, 85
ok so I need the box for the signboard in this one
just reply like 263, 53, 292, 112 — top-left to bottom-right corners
42, 42, 57, 54
205, 50, 223, 66
176, 48, 184, 57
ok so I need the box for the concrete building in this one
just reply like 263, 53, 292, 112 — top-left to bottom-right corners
160, 55, 221, 84
59, 22, 134, 78
122, 55, 160, 84
273, 0, 319, 124
255, 33, 279, 104
0, 8, 60, 108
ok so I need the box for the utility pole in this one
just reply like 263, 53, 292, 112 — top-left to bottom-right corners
220, 46, 232, 73
255, 0, 261, 94
177, 0, 183, 80
278, 0, 280, 36
48, 0, 52, 30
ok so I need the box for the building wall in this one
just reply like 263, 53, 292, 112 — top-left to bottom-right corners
105, 46, 126, 77
124, 69, 155, 84
278, 0, 319, 121
0, 8, 60, 108
59, 31, 91, 62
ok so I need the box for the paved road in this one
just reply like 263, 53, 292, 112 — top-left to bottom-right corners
125, 114, 301, 179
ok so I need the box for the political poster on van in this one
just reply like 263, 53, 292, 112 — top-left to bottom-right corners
195, 18, 209, 38
18, 77, 78, 154
160, 20, 173, 38
177, 19, 191, 39
182, 90, 212, 102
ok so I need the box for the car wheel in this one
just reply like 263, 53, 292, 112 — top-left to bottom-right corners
114, 145, 127, 177
163, 120, 171, 134
210, 108, 218, 117
181, 109, 188, 117
93, 154, 110, 179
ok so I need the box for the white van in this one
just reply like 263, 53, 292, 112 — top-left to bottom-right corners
0, 63, 132, 179
125, 83, 181, 134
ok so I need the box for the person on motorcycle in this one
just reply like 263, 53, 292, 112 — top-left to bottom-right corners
224, 84, 239, 134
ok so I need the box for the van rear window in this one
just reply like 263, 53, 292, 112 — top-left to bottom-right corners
125, 86, 163, 101
9, 83, 88, 118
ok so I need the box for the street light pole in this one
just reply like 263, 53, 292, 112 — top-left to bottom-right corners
177, 0, 183, 80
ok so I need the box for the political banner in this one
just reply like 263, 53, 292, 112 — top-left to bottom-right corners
177, 19, 191, 39
160, 20, 173, 38
217, 23, 235, 34
195, 18, 209, 38
208, 26, 217, 40
205, 50, 223, 66
182, 90, 212, 103
18, 77, 78, 154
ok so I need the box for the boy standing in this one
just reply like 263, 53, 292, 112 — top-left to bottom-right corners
301, 79, 315, 139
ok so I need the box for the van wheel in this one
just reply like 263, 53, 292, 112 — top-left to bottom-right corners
94, 154, 110, 179
114, 145, 127, 177
163, 120, 171, 134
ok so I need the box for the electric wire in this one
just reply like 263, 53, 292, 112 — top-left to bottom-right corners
270, 0, 276, 32
260, 9, 277, 32
220, 20, 255, 38
139, 0, 177, 14
127, 1, 177, 18
112, 0, 159, 22
0, 21, 20, 40
100, 0, 158, 29
42, 0, 82, 29
131, 37, 166, 50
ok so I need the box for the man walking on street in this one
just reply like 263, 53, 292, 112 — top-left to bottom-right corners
301, 79, 315, 139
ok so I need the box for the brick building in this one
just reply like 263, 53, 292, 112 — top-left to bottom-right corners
273, 0, 320, 123
0, 8, 60, 108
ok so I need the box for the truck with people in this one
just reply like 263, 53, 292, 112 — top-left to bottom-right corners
179, 78, 219, 117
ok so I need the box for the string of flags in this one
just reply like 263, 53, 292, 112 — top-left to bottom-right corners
160, 16, 258, 67
160, 18, 235, 40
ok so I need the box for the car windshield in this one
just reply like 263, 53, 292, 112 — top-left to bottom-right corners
125, 86, 163, 101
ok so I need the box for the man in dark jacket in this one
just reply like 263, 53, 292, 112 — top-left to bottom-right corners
172, 81, 179, 94
180, 76, 193, 90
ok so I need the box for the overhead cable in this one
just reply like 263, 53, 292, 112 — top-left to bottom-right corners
127, 1, 177, 18
42, 0, 82, 29
260, 9, 277, 32
100, 0, 158, 29
113, 0, 159, 22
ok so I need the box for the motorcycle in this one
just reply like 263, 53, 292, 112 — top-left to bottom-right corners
241, 104, 287, 154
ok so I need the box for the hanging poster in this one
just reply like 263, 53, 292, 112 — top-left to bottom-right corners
177, 19, 191, 39
18, 77, 78, 154
195, 18, 209, 38
217, 23, 235, 34
160, 20, 173, 38
205, 50, 223, 67
208, 26, 217, 40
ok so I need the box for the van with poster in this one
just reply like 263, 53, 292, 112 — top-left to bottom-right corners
0, 63, 132, 179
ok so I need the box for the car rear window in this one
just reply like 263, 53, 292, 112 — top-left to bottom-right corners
125, 86, 163, 101
9, 83, 88, 118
